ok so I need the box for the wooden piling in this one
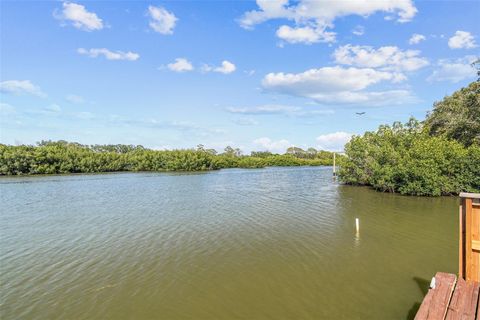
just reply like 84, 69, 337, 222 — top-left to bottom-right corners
459, 193, 480, 282
415, 193, 480, 319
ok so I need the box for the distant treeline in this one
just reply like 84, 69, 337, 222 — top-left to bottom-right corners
339, 81, 480, 196
0, 141, 343, 175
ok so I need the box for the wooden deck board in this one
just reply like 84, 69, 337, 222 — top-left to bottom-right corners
445, 278, 479, 320
415, 272, 457, 320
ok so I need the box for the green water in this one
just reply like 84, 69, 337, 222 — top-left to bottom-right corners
0, 167, 458, 319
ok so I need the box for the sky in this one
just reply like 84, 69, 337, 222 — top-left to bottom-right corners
0, 0, 479, 153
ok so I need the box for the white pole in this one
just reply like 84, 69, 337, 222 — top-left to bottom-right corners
355, 218, 360, 233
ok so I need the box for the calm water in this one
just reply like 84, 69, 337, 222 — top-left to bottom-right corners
0, 167, 458, 319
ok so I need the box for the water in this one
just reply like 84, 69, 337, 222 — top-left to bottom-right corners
0, 167, 458, 319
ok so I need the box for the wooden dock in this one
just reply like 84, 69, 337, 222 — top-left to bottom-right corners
415, 272, 479, 319
415, 193, 480, 320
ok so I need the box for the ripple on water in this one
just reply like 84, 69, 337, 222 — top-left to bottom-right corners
0, 167, 457, 319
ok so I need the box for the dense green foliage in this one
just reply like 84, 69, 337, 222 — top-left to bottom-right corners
0, 141, 341, 175
425, 81, 480, 146
340, 81, 480, 196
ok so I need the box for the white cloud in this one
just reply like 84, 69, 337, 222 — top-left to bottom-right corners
216, 61, 237, 74
262, 66, 408, 104
262, 66, 416, 106
55, 2, 103, 31
202, 60, 236, 74
66, 94, 84, 104
77, 48, 139, 61
239, 0, 417, 44
276, 25, 335, 44
253, 137, 292, 153
409, 33, 426, 45
263, 67, 398, 92
428, 56, 477, 83
333, 45, 429, 72
148, 6, 177, 35
352, 25, 365, 36
167, 58, 194, 72
0, 80, 47, 98
316, 132, 353, 152
448, 31, 477, 49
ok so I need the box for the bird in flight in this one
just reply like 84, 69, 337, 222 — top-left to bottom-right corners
356, 112, 366, 115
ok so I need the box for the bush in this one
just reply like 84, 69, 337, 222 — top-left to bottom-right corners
0, 142, 339, 175
339, 119, 479, 196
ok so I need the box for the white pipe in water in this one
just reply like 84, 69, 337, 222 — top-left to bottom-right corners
355, 218, 359, 233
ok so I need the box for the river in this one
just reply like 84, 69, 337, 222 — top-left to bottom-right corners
0, 166, 457, 319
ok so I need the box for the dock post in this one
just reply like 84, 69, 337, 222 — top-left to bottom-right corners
459, 192, 480, 282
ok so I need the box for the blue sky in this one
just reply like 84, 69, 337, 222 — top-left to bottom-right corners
1, 0, 479, 153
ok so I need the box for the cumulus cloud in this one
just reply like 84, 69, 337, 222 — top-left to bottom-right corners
238, 0, 416, 44
253, 137, 292, 153
448, 31, 477, 49
0, 80, 47, 98
261, 66, 414, 105
263, 67, 401, 92
54, 2, 103, 31
148, 6, 177, 35
77, 48, 139, 61
167, 58, 194, 72
276, 25, 335, 44
428, 56, 477, 83
216, 61, 237, 74
316, 132, 353, 151
409, 33, 426, 44
202, 60, 236, 74
352, 25, 365, 36
333, 45, 429, 72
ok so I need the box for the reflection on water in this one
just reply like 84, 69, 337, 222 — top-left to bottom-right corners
0, 167, 457, 319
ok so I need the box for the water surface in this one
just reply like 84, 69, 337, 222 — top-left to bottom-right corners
0, 167, 457, 319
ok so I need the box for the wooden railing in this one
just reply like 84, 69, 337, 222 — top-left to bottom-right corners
459, 192, 480, 282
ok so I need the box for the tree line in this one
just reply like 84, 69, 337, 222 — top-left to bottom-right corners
0, 141, 343, 175
339, 81, 480, 196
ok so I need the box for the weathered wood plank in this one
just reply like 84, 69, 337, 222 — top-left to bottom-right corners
415, 272, 457, 320
461, 205, 465, 279
466, 199, 473, 282
445, 278, 479, 320
472, 203, 480, 282
460, 193, 480, 200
